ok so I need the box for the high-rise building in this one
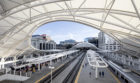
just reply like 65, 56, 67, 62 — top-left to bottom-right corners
98, 31, 120, 51
98, 32, 105, 49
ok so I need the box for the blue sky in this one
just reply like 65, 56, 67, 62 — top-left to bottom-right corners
33, 21, 99, 44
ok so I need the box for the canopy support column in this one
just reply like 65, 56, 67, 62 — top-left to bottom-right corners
131, 0, 140, 20
95, 66, 98, 79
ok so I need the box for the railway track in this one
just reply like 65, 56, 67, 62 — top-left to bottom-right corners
39, 51, 84, 83
62, 53, 85, 83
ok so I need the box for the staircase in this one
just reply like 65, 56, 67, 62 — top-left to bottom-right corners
0, 74, 30, 82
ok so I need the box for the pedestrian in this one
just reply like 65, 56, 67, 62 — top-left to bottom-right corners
99, 71, 101, 77
102, 71, 104, 77
89, 72, 91, 78
86, 63, 87, 66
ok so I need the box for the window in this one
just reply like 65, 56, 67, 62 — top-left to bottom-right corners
114, 46, 116, 50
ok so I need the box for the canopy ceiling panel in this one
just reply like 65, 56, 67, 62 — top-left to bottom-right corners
0, 0, 139, 58
103, 23, 131, 33
112, 0, 135, 12
75, 17, 101, 27
111, 14, 140, 27
105, 15, 134, 29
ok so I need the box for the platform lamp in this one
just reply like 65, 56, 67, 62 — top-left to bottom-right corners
49, 60, 55, 83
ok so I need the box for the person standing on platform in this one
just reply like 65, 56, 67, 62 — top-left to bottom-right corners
102, 71, 104, 77
40, 64, 42, 70
99, 71, 101, 77
89, 72, 91, 78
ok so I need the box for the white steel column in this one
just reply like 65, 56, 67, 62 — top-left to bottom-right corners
38, 63, 40, 71
1, 58, 5, 69
122, 55, 126, 64
95, 61, 98, 79
13, 56, 17, 66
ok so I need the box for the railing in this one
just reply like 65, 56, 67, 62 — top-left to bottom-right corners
0, 67, 31, 82
0, 74, 29, 81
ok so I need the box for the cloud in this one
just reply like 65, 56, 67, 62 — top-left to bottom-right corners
52, 33, 74, 40
51, 29, 99, 44
34, 21, 100, 44
45, 30, 52, 34
51, 32, 77, 43
68, 33, 74, 39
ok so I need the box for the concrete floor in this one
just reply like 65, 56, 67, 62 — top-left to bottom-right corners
0, 56, 73, 83
0, 54, 120, 83
77, 56, 119, 83
24, 57, 72, 83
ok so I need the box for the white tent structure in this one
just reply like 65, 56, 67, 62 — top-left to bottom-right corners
0, 0, 140, 58
86, 50, 108, 78
71, 42, 98, 50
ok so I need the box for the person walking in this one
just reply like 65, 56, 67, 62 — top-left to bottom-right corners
102, 71, 104, 77
89, 72, 91, 78
99, 71, 101, 77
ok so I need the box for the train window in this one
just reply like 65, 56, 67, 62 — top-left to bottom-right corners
117, 72, 119, 76
110, 66, 115, 72
124, 79, 129, 83
121, 75, 124, 80
113, 68, 115, 72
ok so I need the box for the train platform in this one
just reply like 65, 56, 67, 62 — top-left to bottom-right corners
25, 56, 72, 83
75, 55, 121, 83
1, 55, 74, 83
2, 52, 139, 83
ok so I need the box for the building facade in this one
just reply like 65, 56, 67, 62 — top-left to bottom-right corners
98, 32, 140, 70
60, 39, 77, 46
84, 37, 98, 47
98, 31, 120, 51
31, 34, 56, 50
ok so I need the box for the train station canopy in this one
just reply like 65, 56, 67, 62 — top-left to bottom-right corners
0, 0, 140, 58
87, 50, 108, 68
71, 42, 98, 50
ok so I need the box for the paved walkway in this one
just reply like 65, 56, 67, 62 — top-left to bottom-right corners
1, 53, 122, 83
24, 56, 72, 83
1, 55, 74, 83
77, 56, 120, 83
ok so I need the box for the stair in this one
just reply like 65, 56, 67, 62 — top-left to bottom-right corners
0, 74, 30, 82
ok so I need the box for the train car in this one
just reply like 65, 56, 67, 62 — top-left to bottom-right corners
108, 61, 138, 83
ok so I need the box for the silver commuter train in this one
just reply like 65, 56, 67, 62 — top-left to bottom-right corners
108, 60, 137, 83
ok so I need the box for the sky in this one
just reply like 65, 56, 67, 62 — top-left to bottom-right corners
33, 21, 100, 44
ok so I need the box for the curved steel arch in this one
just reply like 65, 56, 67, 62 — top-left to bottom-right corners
0, 0, 140, 58
11, 18, 140, 57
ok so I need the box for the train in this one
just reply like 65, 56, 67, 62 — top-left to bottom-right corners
108, 60, 138, 83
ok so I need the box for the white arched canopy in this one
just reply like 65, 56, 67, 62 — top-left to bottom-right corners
0, 0, 140, 58
71, 42, 98, 50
